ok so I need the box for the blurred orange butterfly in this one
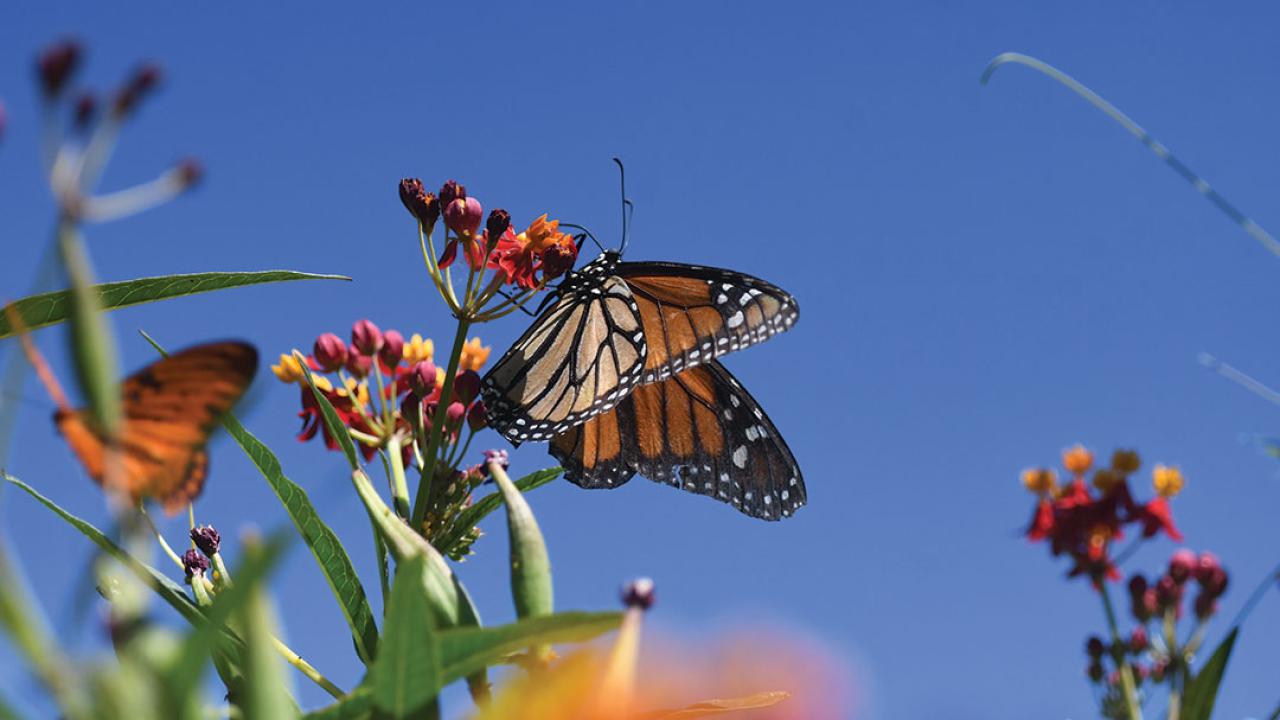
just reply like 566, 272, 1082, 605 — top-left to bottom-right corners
18, 336, 257, 514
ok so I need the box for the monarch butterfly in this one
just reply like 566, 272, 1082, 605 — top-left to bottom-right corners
23, 339, 258, 514
548, 360, 805, 520
481, 250, 799, 445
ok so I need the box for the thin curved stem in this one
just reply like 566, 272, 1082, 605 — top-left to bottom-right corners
982, 52, 1280, 258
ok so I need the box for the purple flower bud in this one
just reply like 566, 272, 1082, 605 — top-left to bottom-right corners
1169, 549, 1196, 584
439, 179, 465, 209
182, 548, 209, 581
1193, 593, 1218, 620
379, 330, 404, 369
483, 448, 509, 470
409, 360, 437, 397
445, 401, 466, 430
1087, 661, 1104, 683
1155, 575, 1182, 614
1085, 636, 1104, 659
313, 333, 348, 372
453, 370, 481, 405
351, 319, 383, 355
345, 351, 372, 378
467, 400, 488, 431
37, 39, 81, 97
621, 577, 656, 611
190, 525, 221, 557
444, 196, 483, 236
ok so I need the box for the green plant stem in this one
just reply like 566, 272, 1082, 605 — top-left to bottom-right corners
1100, 582, 1144, 720
388, 434, 411, 519
1164, 608, 1181, 720
411, 316, 472, 528
271, 637, 345, 699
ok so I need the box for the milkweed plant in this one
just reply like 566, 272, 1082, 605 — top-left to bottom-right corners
0, 39, 815, 720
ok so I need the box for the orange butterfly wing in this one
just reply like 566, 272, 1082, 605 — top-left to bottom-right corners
55, 341, 257, 514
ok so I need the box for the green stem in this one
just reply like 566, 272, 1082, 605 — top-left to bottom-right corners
212, 553, 233, 590
1100, 582, 1144, 720
388, 434, 411, 519
271, 637, 345, 699
411, 316, 472, 528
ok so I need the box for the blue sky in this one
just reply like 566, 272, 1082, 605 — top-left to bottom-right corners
3, 2, 1280, 718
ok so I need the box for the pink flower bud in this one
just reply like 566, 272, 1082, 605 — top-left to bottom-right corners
345, 351, 372, 378
453, 370, 481, 405
467, 400, 487, 431
409, 360, 437, 397
380, 330, 404, 368
1193, 593, 1218, 620
313, 333, 347, 371
1199, 566, 1229, 597
444, 196, 483, 236
483, 448, 508, 470
1169, 549, 1196, 584
1129, 627, 1148, 653
351, 319, 383, 355
445, 401, 466, 430
37, 39, 81, 97
1195, 552, 1221, 582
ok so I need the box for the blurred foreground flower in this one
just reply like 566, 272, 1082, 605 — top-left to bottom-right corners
474, 579, 848, 720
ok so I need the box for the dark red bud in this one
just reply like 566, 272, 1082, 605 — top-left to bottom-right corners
621, 577, 655, 610
1195, 552, 1221, 582
1087, 661, 1104, 683
398, 178, 439, 230
467, 400, 487, 432
542, 239, 580, 280
379, 330, 404, 369
453, 370, 481, 405
182, 548, 209, 581
37, 39, 82, 97
351, 319, 383, 355
1132, 663, 1148, 683
1129, 627, 1148, 653
485, 209, 511, 247
73, 92, 96, 130
445, 402, 466, 430
345, 351, 372, 378
313, 333, 348, 372
1151, 660, 1168, 682
400, 394, 421, 428
409, 360, 437, 397
1199, 567, 1229, 597
175, 157, 203, 188
439, 179, 465, 208
1193, 593, 1218, 620
1169, 549, 1196, 584
190, 525, 222, 557
1085, 636, 1105, 659
112, 62, 162, 117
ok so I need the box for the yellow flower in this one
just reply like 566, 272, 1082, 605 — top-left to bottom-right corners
403, 333, 434, 365
459, 337, 491, 371
340, 377, 369, 407
271, 353, 305, 383
1062, 444, 1093, 475
1021, 467, 1057, 495
1111, 449, 1141, 475
1091, 468, 1121, 493
1152, 464, 1184, 497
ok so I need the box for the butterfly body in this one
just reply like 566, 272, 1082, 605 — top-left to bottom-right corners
482, 252, 799, 445
55, 341, 257, 514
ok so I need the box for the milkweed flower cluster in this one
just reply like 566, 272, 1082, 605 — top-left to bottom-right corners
1022, 445, 1183, 584
399, 177, 580, 320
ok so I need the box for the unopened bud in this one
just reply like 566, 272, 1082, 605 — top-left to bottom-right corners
190, 525, 222, 557
379, 330, 404, 369
351, 319, 383, 355
37, 39, 81, 98
182, 548, 209, 581
313, 333, 348, 372
621, 577, 655, 610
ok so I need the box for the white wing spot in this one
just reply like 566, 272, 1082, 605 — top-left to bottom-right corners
732, 445, 748, 468
727, 311, 745, 329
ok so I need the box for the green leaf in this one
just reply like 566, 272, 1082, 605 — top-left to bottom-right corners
58, 224, 121, 436
298, 357, 360, 470
436, 611, 622, 688
3, 474, 204, 626
452, 576, 491, 706
222, 413, 379, 665
636, 691, 792, 719
301, 688, 374, 720
0, 270, 349, 339
239, 540, 298, 720
437, 467, 561, 556
371, 555, 442, 718
0, 688, 23, 720
492, 464, 553, 621
1182, 627, 1238, 720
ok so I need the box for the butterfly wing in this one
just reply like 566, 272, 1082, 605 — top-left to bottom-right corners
549, 360, 805, 521
618, 262, 799, 384
55, 341, 257, 514
482, 256, 648, 445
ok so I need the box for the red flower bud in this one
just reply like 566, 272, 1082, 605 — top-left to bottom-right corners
453, 370, 481, 405
439, 179, 465, 209
1085, 636, 1105, 659
1193, 592, 1218, 620
1087, 661, 1104, 683
409, 360, 437, 397
351, 319, 383, 355
1199, 566, 1229, 597
1195, 552, 1221, 582
399, 178, 440, 231
400, 394, 421, 428
175, 157, 204, 189
112, 62, 162, 117
1151, 660, 1168, 682
542, 237, 580, 281
1132, 663, 1148, 683
445, 401, 466, 430
380, 330, 404, 369
467, 400, 487, 431
1155, 575, 1181, 614
37, 39, 82, 98
73, 92, 96, 131
345, 351, 372, 378
621, 577, 656, 610
313, 333, 347, 372
485, 209, 511, 249
1129, 627, 1148, 653
1169, 549, 1196, 584
444, 196, 483, 236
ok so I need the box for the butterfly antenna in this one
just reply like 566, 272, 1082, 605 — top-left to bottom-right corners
613, 157, 629, 254
496, 289, 537, 317
2, 303, 71, 414
561, 223, 606, 254
624, 199, 635, 242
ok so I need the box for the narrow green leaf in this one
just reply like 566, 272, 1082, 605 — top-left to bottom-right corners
58, 223, 121, 435
1267, 697, 1280, 720
437, 467, 561, 555
436, 611, 622, 687
493, 464, 553, 620
0, 270, 349, 339
239, 540, 298, 720
452, 576, 491, 705
636, 691, 792, 719
222, 414, 379, 665
298, 357, 360, 470
372, 555, 442, 718
0, 688, 23, 720
1182, 627, 1239, 720
301, 688, 374, 720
